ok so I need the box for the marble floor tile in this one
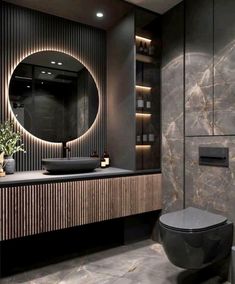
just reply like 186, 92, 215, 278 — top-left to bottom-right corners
0, 240, 230, 284
57, 269, 118, 284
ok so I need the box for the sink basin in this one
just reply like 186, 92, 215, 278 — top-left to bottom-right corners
42, 157, 100, 173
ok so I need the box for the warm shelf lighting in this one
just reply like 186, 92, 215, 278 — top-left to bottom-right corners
15, 76, 32, 80
136, 145, 151, 149
8, 49, 101, 147
136, 85, 151, 91
135, 35, 151, 43
136, 113, 151, 117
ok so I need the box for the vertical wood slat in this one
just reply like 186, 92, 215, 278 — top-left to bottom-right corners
1, 2, 106, 171
0, 174, 162, 241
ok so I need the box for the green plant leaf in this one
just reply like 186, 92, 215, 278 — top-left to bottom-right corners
0, 120, 26, 156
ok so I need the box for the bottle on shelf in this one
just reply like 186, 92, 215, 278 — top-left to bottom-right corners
148, 43, 155, 56
100, 156, 106, 168
148, 133, 155, 143
136, 93, 144, 111
148, 124, 155, 143
143, 42, 148, 54
145, 98, 151, 111
141, 90, 151, 113
103, 151, 110, 167
138, 41, 144, 54
142, 134, 148, 144
136, 132, 142, 144
90, 150, 99, 158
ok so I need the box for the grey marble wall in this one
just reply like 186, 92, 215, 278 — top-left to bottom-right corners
162, 0, 235, 233
185, 0, 214, 136
185, 137, 235, 224
184, 0, 235, 136
214, 0, 235, 135
184, 0, 235, 231
161, 3, 184, 212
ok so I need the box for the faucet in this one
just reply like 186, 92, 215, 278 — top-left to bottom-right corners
62, 141, 71, 158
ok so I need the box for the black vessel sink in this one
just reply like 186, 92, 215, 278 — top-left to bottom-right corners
42, 157, 100, 174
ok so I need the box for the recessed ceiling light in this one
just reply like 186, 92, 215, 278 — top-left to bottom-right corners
47, 72, 52, 75
51, 61, 56, 64
27, 85, 30, 88
96, 12, 104, 18
57, 62, 63, 65
41, 71, 46, 74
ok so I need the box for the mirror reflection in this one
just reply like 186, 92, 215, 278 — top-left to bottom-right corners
9, 51, 99, 143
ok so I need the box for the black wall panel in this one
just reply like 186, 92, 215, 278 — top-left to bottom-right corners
1, 1, 106, 171
214, 0, 235, 135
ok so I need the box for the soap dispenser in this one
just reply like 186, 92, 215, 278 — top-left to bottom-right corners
100, 156, 106, 168
103, 151, 110, 167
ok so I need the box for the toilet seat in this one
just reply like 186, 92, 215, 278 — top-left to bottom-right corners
159, 207, 227, 232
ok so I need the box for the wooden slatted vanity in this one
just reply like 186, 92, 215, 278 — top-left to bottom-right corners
0, 168, 162, 241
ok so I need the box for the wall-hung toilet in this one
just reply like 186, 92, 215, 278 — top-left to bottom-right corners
159, 207, 233, 269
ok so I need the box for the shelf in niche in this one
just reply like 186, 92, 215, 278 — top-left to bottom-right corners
136, 85, 151, 91
135, 35, 152, 43
135, 16, 161, 172
14, 76, 33, 81
136, 112, 151, 117
135, 145, 151, 149
136, 53, 155, 64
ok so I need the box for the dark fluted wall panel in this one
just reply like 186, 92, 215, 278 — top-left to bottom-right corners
1, 1, 106, 171
0, 174, 162, 241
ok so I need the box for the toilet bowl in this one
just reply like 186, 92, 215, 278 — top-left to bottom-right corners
159, 207, 233, 269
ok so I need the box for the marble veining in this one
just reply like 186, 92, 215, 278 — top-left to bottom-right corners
185, 137, 235, 236
185, 52, 213, 136
214, 40, 235, 135
184, 40, 235, 136
0, 241, 178, 284
162, 0, 235, 217
162, 55, 184, 212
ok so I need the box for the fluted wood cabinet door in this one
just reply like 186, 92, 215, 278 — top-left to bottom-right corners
0, 174, 162, 241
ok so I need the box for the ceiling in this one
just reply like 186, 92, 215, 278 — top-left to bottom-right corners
4, 0, 134, 30
4, 0, 182, 30
125, 0, 182, 14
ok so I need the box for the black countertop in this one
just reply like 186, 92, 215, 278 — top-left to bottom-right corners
0, 167, 161, 187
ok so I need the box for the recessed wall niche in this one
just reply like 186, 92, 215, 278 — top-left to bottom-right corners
1, 1, 106, 171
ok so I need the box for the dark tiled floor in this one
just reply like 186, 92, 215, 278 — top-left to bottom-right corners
0, 240, 230, 284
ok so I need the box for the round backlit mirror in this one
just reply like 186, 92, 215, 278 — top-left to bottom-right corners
9, 51, 99, 143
